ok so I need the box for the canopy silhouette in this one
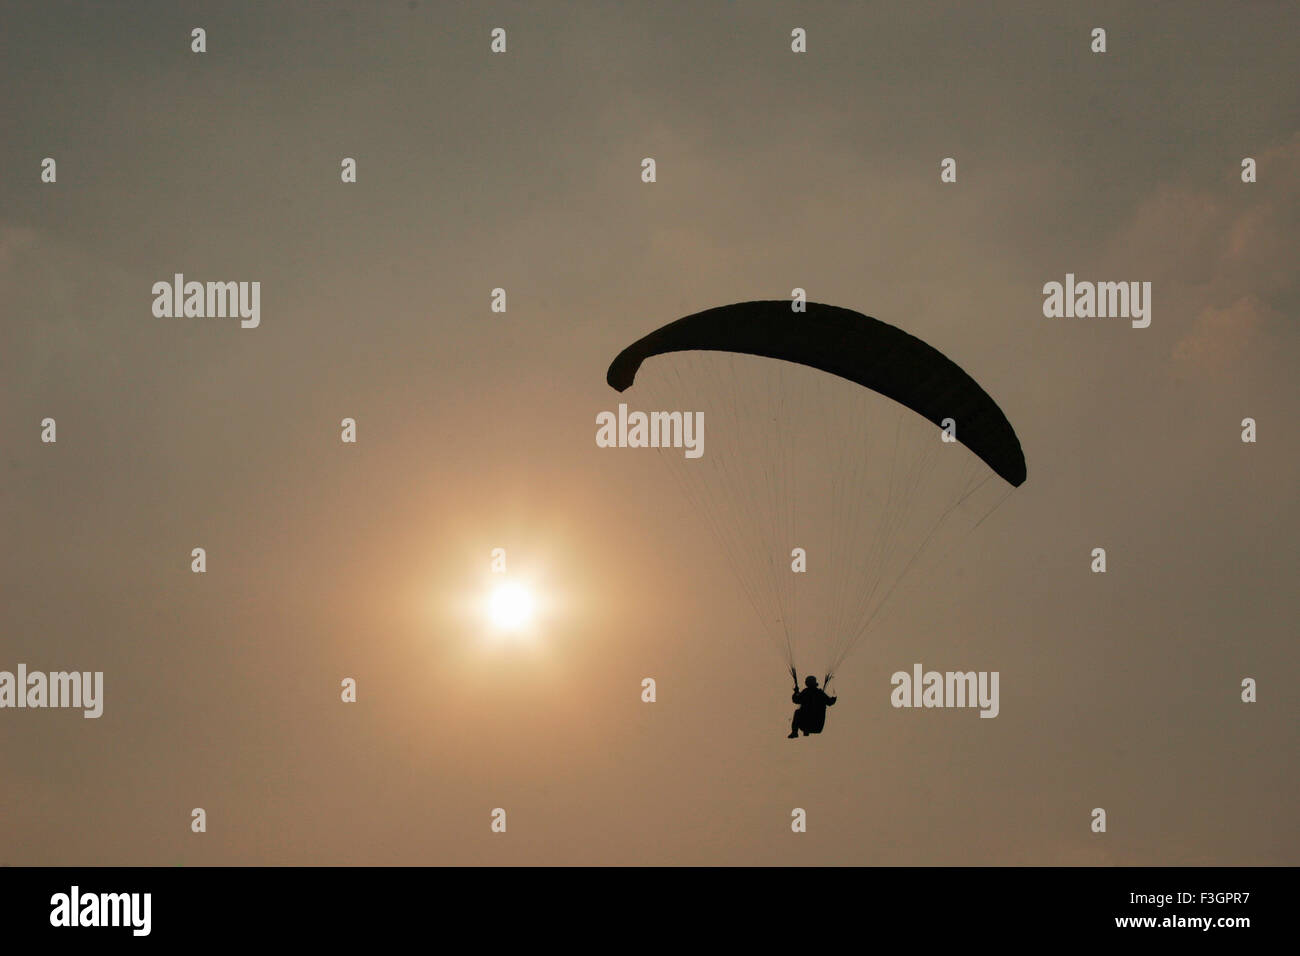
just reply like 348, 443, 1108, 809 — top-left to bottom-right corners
607, 300, 1025, 487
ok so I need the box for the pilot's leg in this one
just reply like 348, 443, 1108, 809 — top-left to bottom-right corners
787, 711, 800, 738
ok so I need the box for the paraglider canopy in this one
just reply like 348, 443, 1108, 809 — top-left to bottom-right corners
607, 300, 1025, 486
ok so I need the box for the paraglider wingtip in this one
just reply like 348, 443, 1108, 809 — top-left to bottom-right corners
605, 354, 635, 392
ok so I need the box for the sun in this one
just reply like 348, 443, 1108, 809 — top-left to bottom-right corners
487, 580, 535, 631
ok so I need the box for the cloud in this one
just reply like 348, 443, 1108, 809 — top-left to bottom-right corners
1165, 135, 1298, 379
1172, 294, 1276, 378
1095, 134, 1298, 382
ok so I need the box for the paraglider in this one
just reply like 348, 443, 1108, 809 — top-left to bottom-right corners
789, 675, 837, 738
607, 301, 1025, 732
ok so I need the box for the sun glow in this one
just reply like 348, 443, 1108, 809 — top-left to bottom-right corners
488, 581, 536, 631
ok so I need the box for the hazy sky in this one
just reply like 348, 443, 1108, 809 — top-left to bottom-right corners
2, 1, 1296, 865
